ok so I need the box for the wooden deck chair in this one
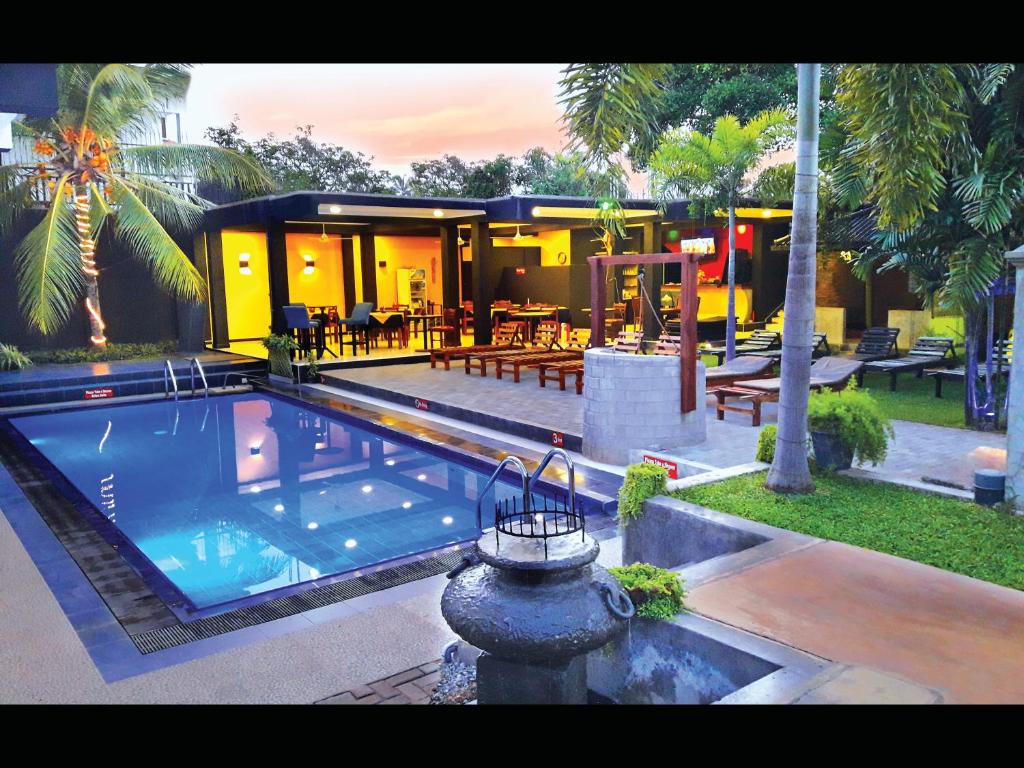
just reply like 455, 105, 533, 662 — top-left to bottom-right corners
429, 321, 523, 370
858, 336, 957, 391
465, 321, 560, 377
495, 328, 591, 383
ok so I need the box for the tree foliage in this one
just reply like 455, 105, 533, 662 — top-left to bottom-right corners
205, 118, 399, 195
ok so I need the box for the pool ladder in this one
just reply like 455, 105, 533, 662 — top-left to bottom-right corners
163, 358, 210, 400
474, 447, 576, 530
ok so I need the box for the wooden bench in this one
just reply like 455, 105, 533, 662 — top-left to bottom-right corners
857, 336, 957, 391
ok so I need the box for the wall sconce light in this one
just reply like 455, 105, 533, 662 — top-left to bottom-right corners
737, 224, 748, 235
239, 252, 252, 275
250, 445, 261, 456
378, 260, 387, 269
303, 254, 315, 274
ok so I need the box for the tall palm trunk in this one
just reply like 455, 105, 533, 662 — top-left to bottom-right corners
74, 187, 106, 346
725, 201, 737, 361
765, 63, 821, 493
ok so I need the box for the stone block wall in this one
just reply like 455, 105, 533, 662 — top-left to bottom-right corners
582, 348, 706, 464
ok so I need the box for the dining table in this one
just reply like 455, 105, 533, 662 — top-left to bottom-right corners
406, 313, 443, 349
369, 311, 408, 348
508, 307, 562, 343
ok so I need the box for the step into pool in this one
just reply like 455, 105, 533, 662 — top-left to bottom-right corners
10, 392, 534, 611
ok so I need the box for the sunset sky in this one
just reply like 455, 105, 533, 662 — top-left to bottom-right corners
182, 64, 657, 193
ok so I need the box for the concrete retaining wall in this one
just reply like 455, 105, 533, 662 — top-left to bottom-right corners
582, 348, 706, 464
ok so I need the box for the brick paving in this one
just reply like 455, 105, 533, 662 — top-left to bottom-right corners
315, 660, 442, 705
320, 361, 1006, 488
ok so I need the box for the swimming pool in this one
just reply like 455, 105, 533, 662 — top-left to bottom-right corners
10, 392, 527, 610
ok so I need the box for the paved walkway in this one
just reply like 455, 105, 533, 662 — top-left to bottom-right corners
323, 361, 1007, 489
687, 538, 1024, 703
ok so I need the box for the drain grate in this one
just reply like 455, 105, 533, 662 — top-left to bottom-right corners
130, 549, 467, 654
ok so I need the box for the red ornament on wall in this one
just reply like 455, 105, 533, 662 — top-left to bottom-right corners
431, 257, 436, 284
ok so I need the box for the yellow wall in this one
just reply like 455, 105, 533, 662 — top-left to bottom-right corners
373, 236, 443, 308
221, 230, 272, 340
696, 285, 753, 323
491, 229, 571, 266
286, 233, 344, 311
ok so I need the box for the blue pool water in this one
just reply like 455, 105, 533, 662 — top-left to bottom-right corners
11, 392, 521, 609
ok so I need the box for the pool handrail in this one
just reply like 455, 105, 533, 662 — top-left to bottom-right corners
528, 448, 576, 518
189, 358, 209, 398
476, 455, 530, 531
163, 360, 179, 401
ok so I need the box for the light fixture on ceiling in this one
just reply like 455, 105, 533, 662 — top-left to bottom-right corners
303, 254, 315, 274
329, 205, 342, 214
320, 223, 329, 242
456, 227, 465, 246
239, 252, 252, 275
433, 209, 444, 218
514, 225, 524, 241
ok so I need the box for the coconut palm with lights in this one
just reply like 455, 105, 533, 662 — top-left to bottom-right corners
1, 63, 272, 347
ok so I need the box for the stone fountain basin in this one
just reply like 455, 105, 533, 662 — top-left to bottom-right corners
586, 612, 823, 705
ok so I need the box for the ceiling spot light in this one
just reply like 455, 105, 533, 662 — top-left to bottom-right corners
761, 209, 772, 217
307, 522, 319, 530
531, 206, 541, 217
345, 538, 357, 548
361, 484, 373, 493
329, 205, 342, 214
442, 515, 453, 525
273, 503, 285, 512
737, 224, 748, 235
320, 223, 329, 242
433, 209, 444, 218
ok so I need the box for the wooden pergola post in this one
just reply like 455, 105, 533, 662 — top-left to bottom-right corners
587, 252, 701, 413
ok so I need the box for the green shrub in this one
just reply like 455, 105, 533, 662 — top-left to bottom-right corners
0, 343, 33, 370
806, 381, 894, 466
608, 563, 686, 620
617, 463, 668, 523
755, 424, 777, 463
262, 334, 297, 378
26, 340, 178, 364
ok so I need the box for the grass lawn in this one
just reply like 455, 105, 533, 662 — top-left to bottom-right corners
857, 371, 967, 428
672, 471, 1024, 591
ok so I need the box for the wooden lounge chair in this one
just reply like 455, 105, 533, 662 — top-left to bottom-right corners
537, 361, 585, 394
609, 330, 644, 353
742, 332, 832, 362
652, 333, 681, 356
705, 330, 781, 365
465, 321, 560, 377
857, 336, 957, 391
704, 355, 776, 391
845, 327, 901, 362
714, 357, 864, 426
927, 339, 1011, 398
495, 329, 591, 383
430, 322, 523, 370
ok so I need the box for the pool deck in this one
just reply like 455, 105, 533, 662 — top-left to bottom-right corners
321, 361, 1007, 490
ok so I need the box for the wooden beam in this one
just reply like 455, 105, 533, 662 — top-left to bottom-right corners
439, 224, 460, 310
266, 221, 289, 334
588, 252, 713, 267
470, 220, 493, 344
590, 260, 607, 347
358, 232, 377, 308
680, 253, 699, 413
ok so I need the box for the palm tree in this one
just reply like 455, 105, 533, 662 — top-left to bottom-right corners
834, 63, 1024, 427
0, 64, 272, 346
765, 64, 822, 493
648, 110, 791, 360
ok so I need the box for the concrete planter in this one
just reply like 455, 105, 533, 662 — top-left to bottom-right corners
622, 495, 769, 570
810, 430, 853, 471
586, 613, 816, 704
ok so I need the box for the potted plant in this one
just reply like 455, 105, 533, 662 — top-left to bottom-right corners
0, 343, 33, 371
806, 383, 894, 471
261, 334, 298, 382
302, 352, 321, 384
608, 562, 686, 621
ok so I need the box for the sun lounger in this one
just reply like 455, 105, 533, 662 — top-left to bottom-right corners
430, 322, 523, 370
705, 330, 781, 365
717, 357, 864, 426
465, 321, 560, 376
537, 362, 584, 394
742, 332, 832, 362
845, 327, 900, 362
704, 355, 776, 390
857, 336, 957, 390
926, 339, 1011, 397
495, 329, 591, 382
